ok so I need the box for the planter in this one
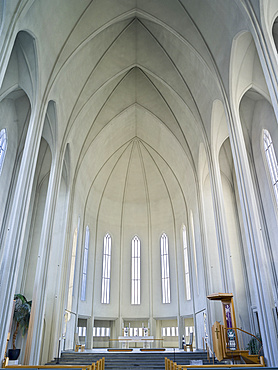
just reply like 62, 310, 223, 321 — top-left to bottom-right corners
8, 349, 20, 360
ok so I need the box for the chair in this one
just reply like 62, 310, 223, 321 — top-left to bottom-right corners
184, 332, 193, 351
74, 333, 85, 352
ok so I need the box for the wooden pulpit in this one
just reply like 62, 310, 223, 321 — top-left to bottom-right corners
207, 293, 238, 360
207, 293, 264, 364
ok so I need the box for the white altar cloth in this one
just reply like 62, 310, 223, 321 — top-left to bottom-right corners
118, 336, 154, 348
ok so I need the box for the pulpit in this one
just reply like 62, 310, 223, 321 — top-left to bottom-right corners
207, 293, 264, 364
207, 292, 237, 360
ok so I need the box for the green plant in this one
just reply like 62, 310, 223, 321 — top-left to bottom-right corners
246, 333, 262, 355
12, 294, 32, 349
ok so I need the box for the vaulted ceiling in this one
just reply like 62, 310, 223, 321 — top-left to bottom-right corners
22, 0, 248, 223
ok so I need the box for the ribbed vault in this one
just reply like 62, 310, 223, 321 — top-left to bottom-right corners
50, 12, 223, 184
3, 0, 278, 364
46, 5, 226, 287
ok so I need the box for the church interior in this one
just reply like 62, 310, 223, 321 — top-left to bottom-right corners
0, 0, 278, 367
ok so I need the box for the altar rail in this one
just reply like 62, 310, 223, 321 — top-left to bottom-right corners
165, 357, 265, 370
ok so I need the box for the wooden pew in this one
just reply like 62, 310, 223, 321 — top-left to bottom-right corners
165, 357, 265, 370
5, 366, 88, 370
4, 358, 105, 370
91, 358, 105, 370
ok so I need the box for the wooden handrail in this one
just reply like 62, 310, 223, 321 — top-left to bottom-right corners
223, 327, 262, 344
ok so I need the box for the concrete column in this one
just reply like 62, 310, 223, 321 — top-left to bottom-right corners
116, 318, 122, 348
86, 317, 93, 349
177, 316, 184, 349
41, 178, 71, 363
241, 0, 278, 307
149, 318, 156, 347
229, 107, 278, 365
0, 106, 43, 361
206, 158, 235, 294
64, 313, 76, 351
24, 154, 64, 364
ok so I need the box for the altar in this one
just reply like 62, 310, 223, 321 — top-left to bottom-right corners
118, 335, 154, 349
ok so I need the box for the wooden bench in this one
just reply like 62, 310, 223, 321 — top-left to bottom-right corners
5, 366, 88, 370
165, 357, 265, 370
4, 358, 105, 370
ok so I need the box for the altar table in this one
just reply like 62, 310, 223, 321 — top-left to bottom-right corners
118, 336, 154, 349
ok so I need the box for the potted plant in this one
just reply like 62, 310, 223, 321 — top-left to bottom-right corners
8, 294, 32, 361
246, 333, 262, 355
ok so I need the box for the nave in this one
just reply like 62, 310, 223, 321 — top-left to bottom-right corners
1, 0, 278, 367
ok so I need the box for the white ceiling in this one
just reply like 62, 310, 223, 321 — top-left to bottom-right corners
18, 0, 249, 223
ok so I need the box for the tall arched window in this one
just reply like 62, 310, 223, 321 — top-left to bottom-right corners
81, 226, 90, 301
160, 233, 170, 304
0, 128, 7, 175
263, 129, 278, 207
131, 236, 140, 305
67, 219, 80, 315
190, 211, 199, 294
101, 233, 112, 304
182, 225, 191, 300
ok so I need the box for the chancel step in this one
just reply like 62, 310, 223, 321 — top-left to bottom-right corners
47, 351, 216, 370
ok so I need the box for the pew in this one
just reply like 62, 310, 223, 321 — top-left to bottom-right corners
4, 357, 105, 370
165, 357, 265, 370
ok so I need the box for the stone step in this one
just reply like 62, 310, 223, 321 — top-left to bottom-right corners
46, 350, 216, 370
